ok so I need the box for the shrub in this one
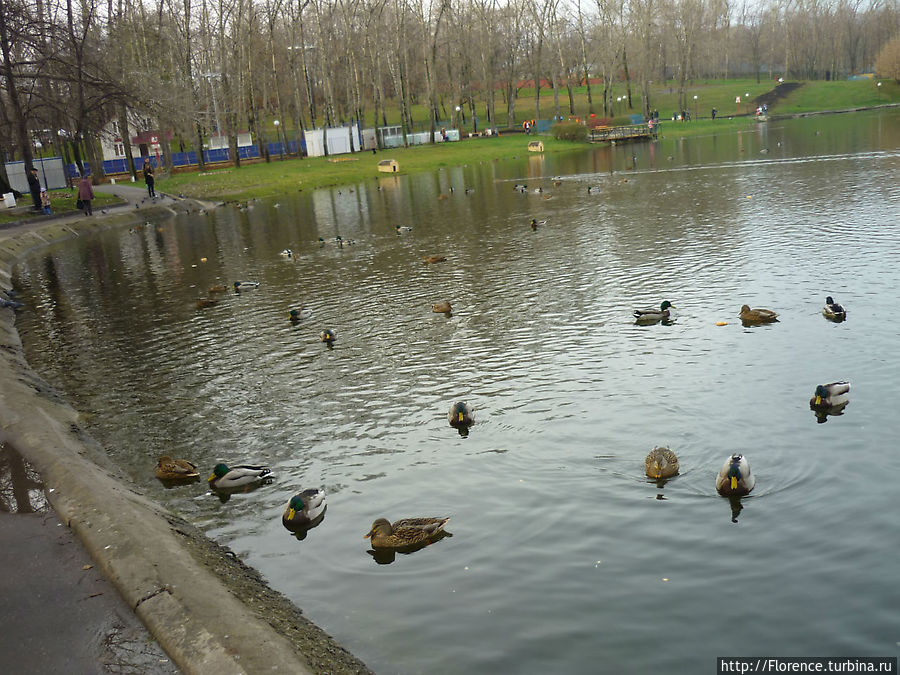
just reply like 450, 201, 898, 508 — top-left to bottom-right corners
552, 122, 588, 141
874, 35, 900, 83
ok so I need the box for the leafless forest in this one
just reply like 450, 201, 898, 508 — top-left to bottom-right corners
1, 0, 898, 176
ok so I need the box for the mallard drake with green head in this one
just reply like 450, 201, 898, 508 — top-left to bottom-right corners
155, 455, 200, 481
208, 463, 273, 490
448, 401, 474, 428
715, 454, 756, 496
289, 307, 312, 322
644, 447, 679, 480
320, 328, 336, 344
739, 305, 778, 324
633, 301, 674, 321
822, 296, 846, 321
282, 489, 327, 529
365, 517, 451, 550
810, 381, 850, 409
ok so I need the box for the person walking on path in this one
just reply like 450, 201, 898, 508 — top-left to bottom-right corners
27, 168, 42, 211
77, 177, 94, 215
40, 188, 52, 215
143, 160, 155, 198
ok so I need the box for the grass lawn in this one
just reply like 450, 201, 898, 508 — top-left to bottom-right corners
0, 190, 125, 225
159, 135, 587, 202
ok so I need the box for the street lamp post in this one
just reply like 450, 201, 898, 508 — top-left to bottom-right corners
273, 120, 285, 159
34, 140, 48, 187
745, 92, 750, 115
693, 95, 698, 121
877, 81, 882, 102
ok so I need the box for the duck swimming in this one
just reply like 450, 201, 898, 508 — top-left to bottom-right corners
715, 454, 756, 496
739, 305, 778, 324
644, 447, 679, 480
448, 401, 474, 428
810, 381, 850, 409
155, 455, 200, 481
633, 301, 674, 321
423, 255, 447, 264
208, 463, 273, 491
396, 225, 413, 233
432, 301, 452, 314
822, 296, 846, 321
320, 328, 336, 344
282, 489, 327, 529
289, 307, 312, 321
234, 281, 260, 291
365, 517, 451, 550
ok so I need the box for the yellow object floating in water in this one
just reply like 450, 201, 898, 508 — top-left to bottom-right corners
716, 321, 728, 326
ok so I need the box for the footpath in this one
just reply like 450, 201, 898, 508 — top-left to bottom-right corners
0, 185, 371, 675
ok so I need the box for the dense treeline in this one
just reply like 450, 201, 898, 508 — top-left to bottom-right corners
1, 0, 898, 180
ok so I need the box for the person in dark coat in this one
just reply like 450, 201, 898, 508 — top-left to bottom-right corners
27, 168, 42, 211
77, 177, 94, 215
142, 160, 155, 198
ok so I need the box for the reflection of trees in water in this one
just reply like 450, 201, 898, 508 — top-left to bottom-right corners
0, 441, 47, 513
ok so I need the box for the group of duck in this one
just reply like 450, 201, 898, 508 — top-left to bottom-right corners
642, 293, 851, 506
150, 402, 472, 550
631, 296, 847, 326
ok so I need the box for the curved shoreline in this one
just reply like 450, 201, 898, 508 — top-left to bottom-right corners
0, 197, 372, 675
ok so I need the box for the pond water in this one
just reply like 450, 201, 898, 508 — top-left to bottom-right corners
12, 110, 900, 673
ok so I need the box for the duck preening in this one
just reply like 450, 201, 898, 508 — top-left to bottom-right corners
739, 305, 778, 324
715, 454, 755, 496
282, 489, 327, 530
644, 447, 679, 480
365, 517, 451, 550
822, 296, 846, 321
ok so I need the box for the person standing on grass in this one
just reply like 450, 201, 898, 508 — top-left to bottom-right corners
77, 177, 94, 215
143, 159, 155, 198
27, 168, 42, 211
40, 188, 52, 215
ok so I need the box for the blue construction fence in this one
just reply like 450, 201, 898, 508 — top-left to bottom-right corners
74, 140, 305, 177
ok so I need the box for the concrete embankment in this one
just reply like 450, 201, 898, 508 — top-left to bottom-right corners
0, 197, 372, 675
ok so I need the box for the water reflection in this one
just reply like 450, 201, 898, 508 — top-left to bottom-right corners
366, 531, 453, 565
0, 438, 48, 513
727, 495, 746, 523
810, 401, 849, 424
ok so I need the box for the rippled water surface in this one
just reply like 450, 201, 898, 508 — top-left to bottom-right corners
13, 111, 900, 673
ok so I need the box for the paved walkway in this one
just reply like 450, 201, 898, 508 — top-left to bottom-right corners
0, 440, 180, 675
0, 182, 181, 239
